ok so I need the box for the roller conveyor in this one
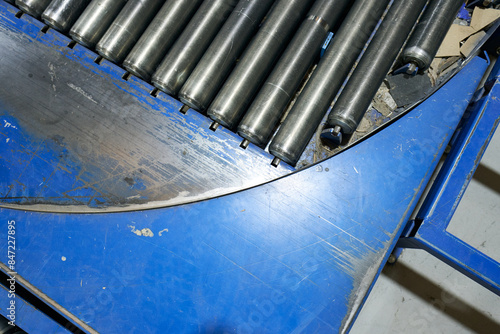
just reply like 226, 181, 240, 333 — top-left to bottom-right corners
0, 0, 499, 332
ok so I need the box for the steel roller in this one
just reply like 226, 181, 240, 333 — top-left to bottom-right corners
123, 0, 204, 81
178, 0, 276, 112
237, 0, 353, 149
151, 0, 240, 95
206, 0, 316, 131
266, 0, 391, 166
96, 0, 164, 64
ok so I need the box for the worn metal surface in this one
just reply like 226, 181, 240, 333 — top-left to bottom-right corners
0, 3, 292, 212
0, 56, 489, 334
398, 59, 500, 295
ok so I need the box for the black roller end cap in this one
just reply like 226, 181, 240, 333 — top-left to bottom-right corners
394, 63, 419, 76
321, 126, 343, 145
122, 72, 131, 81
271, 157, 281, 168
150, 88, 160, 97
209, 121, 219, 132
240, 139, 250, 150
94, 55, 103, 65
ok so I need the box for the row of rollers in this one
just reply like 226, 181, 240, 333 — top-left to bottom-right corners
5, 0, 464, 166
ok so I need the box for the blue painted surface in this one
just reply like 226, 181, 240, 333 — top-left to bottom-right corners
398, 60, 500, 295
320, 32, 334, 58
0, 54, 489, 333
0, 284, 69, 333
458, 3, 471, 21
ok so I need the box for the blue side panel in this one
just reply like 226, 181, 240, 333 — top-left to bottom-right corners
398, 61, 500, 295
0, 285, 70, 333
0, 57, 488, 333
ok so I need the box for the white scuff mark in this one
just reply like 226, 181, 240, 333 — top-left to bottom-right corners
6, 138, 9, 143
340, 256, 383, 333
150, 186, 242, 208
128, 224, 154, 237
127, 195, 141, 200
353, 166, 359, 174
176, 191, 190, 198
158, 228, 168, 236
48, 62, 57, 92
67, 83, 98, 104
3, 120, 17, 129
296, 274, 310, 286
61, 256, 66, 261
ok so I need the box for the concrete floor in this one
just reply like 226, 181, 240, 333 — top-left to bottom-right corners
351, 123, 500, 333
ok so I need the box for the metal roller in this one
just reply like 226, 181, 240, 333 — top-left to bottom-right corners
402, 0, 463, 73
237, 0, 353, 148
267, 0, 392, 166
321, 0, 428, 150
69, 0, 127, 49
96, 0, 164, 64
151, 0, 240, 95
123, 0, 204, 81
177, 0, 276, 112
207, 0, 315, 130
15, 0, 52, 18
42, 0, 91, 32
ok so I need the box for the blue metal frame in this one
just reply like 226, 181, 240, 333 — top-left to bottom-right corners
0, 284, 70, 333
0, 1, 498, 332
397, 59, 500, 296
0, 57, 489, 333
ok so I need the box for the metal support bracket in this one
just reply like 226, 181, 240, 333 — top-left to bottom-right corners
397, 59, 500, 295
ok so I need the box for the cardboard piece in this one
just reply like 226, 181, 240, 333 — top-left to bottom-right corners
436, 25, 476, 57
470, 7, 500, 31
461, 30, 487, 57
435, 7, 500, 58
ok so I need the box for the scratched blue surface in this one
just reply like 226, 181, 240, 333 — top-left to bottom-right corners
0, 53, 489, 333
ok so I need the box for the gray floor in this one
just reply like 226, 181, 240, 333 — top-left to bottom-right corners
351, 125, 500, 332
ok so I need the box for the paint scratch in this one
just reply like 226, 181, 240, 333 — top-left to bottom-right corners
67, 83, 98, 104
